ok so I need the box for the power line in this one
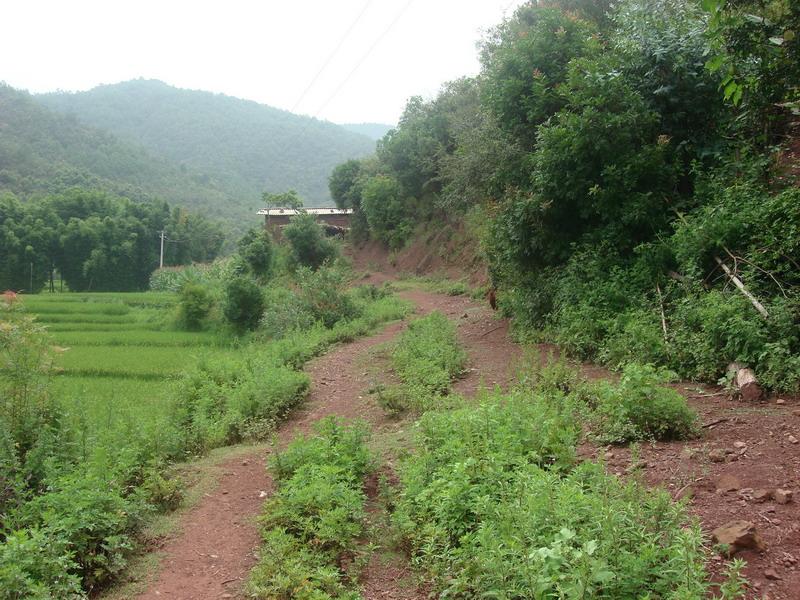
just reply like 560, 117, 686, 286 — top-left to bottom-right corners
291, 0, 374, 113
314, 0, 415, 118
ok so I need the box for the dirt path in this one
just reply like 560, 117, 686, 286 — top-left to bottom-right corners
134, 285, 799, 600
135, 288, 520, 600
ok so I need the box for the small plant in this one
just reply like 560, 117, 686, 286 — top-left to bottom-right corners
390, 311, 467, 410
585, 363, 699, 443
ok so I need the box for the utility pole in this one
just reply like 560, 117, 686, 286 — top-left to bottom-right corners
159, 230, 166, 269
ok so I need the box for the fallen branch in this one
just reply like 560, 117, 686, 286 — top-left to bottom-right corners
655, 283, 668, 342
479, 324, 505, 338
702, 417, 728, 428
714, 256, 769, 318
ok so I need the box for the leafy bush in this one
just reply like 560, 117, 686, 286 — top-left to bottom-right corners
584, 363, 699, 443
283, 213, 338, 270
295, 265, 360, 328
259, 285, 315, 339
12, 473, 143, 591
248, 418, 373, 599
237, 227, 274, 280
223, 276, 265, 332
0, 529, 83, 599
393, 387, 740, 599
359, 174, 413, 249
247, 529, 360, 600
170, 357, 309, 455
390, 311, 466, 409
176, 283, 213, 330
270, 418, 373, 484
148, 259, 234, 292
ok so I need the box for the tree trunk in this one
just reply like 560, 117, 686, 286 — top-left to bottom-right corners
727, 362, 764, 402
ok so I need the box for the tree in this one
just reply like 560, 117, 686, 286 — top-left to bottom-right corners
223, 276, 265, 332
360, 175, 413, 249
262, 190, 303, 210
282, 214, 337, 270
237, 227, 273, 280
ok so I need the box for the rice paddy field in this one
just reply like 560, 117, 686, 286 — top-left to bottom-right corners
22, 292, 236, 450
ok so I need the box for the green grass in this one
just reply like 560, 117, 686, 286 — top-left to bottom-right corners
54, 330, 223, 347
56, 346, 221, 378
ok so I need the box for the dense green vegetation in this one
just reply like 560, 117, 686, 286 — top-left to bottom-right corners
0, 217, 409, 598
0, 188, 223, 292
330, 0, 800, 392
37, 79, 377, 211
248, 418, 374, 599
369, 315, 737, 597
0, 84, 233, 219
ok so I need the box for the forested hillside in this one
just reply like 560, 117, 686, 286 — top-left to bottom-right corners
0, 84, 235, 220
331, 0, 800, 392
38, 79, 377, 208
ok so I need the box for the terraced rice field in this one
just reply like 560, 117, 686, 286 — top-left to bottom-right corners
22, 292, 232, 447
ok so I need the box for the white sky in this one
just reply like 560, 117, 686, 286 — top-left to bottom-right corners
1, 0, 526, 125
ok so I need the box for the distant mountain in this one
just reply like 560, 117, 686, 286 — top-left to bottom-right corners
341, 122, 394, 141
0, 83, 236, 221
38, 79, 377, 209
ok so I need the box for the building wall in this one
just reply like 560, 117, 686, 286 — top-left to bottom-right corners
265, 213, 351, 237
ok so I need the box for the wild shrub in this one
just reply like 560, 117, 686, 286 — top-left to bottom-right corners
248, 418, 373, 599
11, 473, 144, 591
270, 418, 373, 483
237, 227, 274, 280
294, 265, 360, 328
0, 529, 83, 599
259, 285, 314, 339
283, 213, 338, 270
584, 363, 699, 443
170, 357, 309, 455
223, 276, 265, 332
247, 529, 360, 600
394, 388, 740, 599
176, 283, 213, 330
390, 311, 466, 409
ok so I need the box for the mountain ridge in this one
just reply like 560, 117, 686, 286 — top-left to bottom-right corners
37, 79, 377, 210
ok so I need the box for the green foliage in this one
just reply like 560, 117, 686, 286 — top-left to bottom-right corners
270, 418, 373, 484
0, 189, 223, 293
0, 529, 83, 599
36, 79, 377, 218
176, 284, 213, 330
283, 214, 338, 270
360, 175, 413, 249
248, 418, 373, 600
148, 259, 235, 292
223, 276, 265, 332
393, 386, 736, 599
12, 474, 142, 591
294, 265, 360, 328
390, 312, 467, 410
237, 228, 274, 280
170, 356, 309, 455
479, 5, 595, 147
583, 363, 699, 443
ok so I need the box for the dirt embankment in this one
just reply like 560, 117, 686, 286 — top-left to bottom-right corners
346, 220, 490, 289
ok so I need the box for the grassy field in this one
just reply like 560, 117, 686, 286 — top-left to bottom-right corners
23, 292, 223, 446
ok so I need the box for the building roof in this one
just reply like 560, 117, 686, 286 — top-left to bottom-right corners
257, 207, 353, 216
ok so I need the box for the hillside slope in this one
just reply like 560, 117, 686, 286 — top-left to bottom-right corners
0, 83, 239, 221
38, 79, 377, 208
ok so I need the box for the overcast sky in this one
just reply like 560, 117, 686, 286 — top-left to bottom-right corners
1, 0, 526, 125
